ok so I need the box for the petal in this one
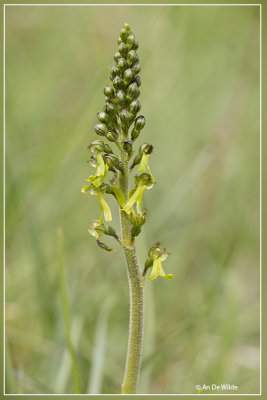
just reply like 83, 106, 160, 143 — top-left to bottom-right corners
147, 257, 161, 280
138, 153, 150, 172
164, 274, 174, 280
98, 195, 112, 222
96, 152, 106, 176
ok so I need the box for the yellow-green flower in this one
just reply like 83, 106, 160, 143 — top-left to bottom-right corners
137, 143, 155, 182
148, 255, 174, 280
86, 152, 109, 188
81, 184, 112, 223
123, 173, 155, 215
145, 241, 174, 281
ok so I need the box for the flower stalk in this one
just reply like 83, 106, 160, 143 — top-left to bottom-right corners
81, 23, 174, 394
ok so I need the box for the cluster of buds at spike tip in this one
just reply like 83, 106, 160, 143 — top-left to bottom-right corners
81, 22, 172, 282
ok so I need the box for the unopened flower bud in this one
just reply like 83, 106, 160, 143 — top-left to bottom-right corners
104, 85, 114, 98
113, 76, 124, 90
127, 82, 140, 101
134, 115, 146, 131
122, 139, 133, 155
127, 34, 135, 46
132, 40, 139, 50
103, 225, 119, 239
131, 127, 140, 141
97, 111, 110, 124
120, 109, 131, 124
103, 154, 123, 172
94, 124, 108, 137
106, 131, 118, 142
124, 23, 131, 32
132, 62, 141, 74
127, 50, 139, 66
116, 89, 126, 104
114, 51, 121, 61
117, 58, 127, 70
104, 102, 116, 116
130, 153, 141, 169
124, 68, 134, 83
129, 99, 141, 114
135, 75, 141, 87
118, 42, 128, 56
88, 139, 105, 153
120, 27, 128, 42
110, 65, 120, 80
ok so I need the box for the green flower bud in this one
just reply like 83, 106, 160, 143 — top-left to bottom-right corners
118, 42, 128, 56
131, 226, 141, 237
124, 68, 134, 83
103, 225, 119, 239
129, 99, 141, 114
127, 34, 135, 46
104, 102, 116, 116
88, 139, 105, 153
122, 139, 133, 155
114, 51, 121, 62
127, 82, 140, 101
97, 111, 110, 124
113, 76, 124, 90
124, 23, 131, 32
94, 124, 108, 137
116, 89, 126, 104
127, 50, 139, 66
104, 85, 115, 98
130, 153, 141, 169
120, 27, 128, 42
140, 143, 153, 155
103, 154, 123, 172
110, 65, 120, 81
106, 131, 118, 142
132, 40, 139, 50
130, 209, 147, 236
132, 62, 141, 74
103, 143, 113, 154
117, 36, 122, 45
117, 58, 127, 70
131, 127, 140, 141
120, 109, 131, 124
135, 75, 141, 87
134, 115, 146, 131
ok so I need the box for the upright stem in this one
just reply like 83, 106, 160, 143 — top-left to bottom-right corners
119, 145, 144, 394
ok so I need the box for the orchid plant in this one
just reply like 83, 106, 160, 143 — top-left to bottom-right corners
81, 23, 173, 394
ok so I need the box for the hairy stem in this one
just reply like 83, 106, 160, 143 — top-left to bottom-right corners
119, 146, 144, 394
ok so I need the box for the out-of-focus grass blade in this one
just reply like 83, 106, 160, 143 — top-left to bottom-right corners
87, 296, 116, 394
55, 316, 84, 394
57, 228, 80, 394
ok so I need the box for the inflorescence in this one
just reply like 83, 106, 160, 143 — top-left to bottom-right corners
81, 23, 173, 282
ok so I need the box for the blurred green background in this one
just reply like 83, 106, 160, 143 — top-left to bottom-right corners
5, 5, 260, 395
